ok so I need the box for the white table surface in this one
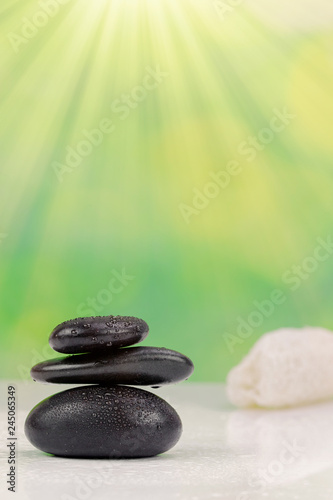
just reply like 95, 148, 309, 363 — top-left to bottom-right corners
1, 381, 333, 500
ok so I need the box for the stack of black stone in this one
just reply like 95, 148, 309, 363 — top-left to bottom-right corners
25, 315, 194, 458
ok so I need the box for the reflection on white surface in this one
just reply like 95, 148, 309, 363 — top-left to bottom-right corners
1, 383, 333, 500
226, 401, 333, 497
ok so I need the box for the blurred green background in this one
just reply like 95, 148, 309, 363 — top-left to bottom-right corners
1, 0, 333, 381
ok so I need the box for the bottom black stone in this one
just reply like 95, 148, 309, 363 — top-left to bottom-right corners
24, 385, 182, 458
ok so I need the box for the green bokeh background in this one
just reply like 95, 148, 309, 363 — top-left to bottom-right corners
1, 0, 333, 381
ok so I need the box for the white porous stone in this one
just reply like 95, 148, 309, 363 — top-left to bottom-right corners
226, 327, 333, 408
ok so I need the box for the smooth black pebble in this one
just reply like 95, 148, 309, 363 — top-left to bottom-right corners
49, 315, 149, 354
24, 385, 182, 458
31, 346, 194, 386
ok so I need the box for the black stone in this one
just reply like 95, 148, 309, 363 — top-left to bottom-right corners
49, 315, 149, 354
31, 347, 194, 386
24, 385, 182, 458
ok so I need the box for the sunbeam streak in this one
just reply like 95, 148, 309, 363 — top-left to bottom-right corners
1, 0, 333, 381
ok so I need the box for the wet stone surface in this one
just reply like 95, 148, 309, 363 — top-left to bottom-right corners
31, 346, 194, 386
49, 315, 149, 354
25, 385, 183, 458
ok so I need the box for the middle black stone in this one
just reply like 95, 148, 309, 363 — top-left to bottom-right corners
31, 346, 194, 386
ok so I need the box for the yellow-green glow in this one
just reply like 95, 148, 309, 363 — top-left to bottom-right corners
1, 0, 333, 381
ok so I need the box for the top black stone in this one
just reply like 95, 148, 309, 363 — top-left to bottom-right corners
49, 315, 149, 354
